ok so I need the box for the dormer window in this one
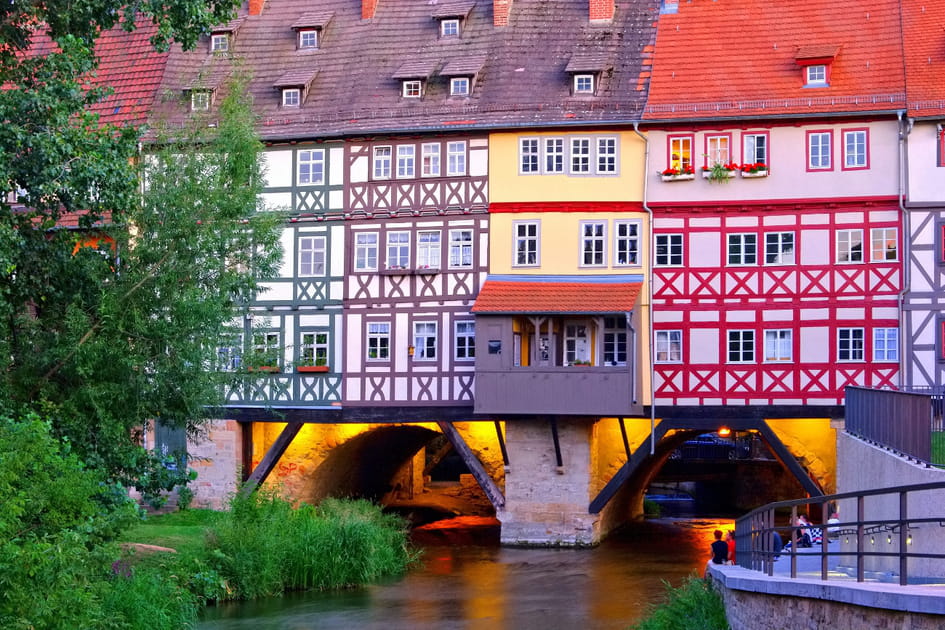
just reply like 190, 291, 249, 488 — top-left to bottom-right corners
432, 2, 473, 39
393, 60, 437, 99
298, 29, 317, 49
450, 77, 470, 96
191, 90, 211, 111
795, 45, 838, 88
441, 19, 460, 37
806, 64, 827, 86
565, 53, 610, 97
441, 56, 484, 100
273, 69, 318, 108
574, 74, 595, 94
211, 33, 229, 52
282, 88, 301, 107
403, 80, 422, 98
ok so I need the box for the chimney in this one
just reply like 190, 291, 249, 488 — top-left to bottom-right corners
589, 0, 614, 21
363, 0, 378, 20
493, 0, 512, 26
248, 0, 264, 16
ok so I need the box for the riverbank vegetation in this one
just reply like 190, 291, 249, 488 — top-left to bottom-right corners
630, 575, 728, 630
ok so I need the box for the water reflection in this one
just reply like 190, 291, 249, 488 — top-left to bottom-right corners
197, 517, 734, 630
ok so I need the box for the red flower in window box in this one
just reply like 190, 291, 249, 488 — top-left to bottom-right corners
740, 162, 769, 174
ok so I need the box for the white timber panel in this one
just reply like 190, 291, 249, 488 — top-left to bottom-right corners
800, 327, 830, 362
690, 232, 720, 266
329, 147, 344, 186
329, 224, 345, 277
801, 229, 829, 266
261, 192, 291, 212
690, 329, 719, 364
350, 153, 369, 183
263, 150, 292, 188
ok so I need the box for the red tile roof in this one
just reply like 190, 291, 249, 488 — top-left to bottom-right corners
644, 0, 906, 120
902, 0, 945, 117
472, 278, 643, 314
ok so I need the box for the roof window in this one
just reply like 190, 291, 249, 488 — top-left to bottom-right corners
795, 45, 839, 88
291, 12, 333, 50
432, 2, 474, 39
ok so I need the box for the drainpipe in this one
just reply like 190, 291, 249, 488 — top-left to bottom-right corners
897, 111, 912, 388
633, 121, 657, 454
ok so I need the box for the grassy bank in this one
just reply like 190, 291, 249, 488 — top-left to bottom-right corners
630, 575, 728, 630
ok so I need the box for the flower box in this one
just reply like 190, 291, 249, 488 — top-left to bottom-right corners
702, 169, 736, 179
660, 173, 695, 182
297, 365, 329, 373
248, 366, 280, 373
740, 170, 769, 178
380, 267, 410, 275
414, 267, 440, 275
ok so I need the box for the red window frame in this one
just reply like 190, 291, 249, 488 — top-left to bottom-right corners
841, 127, 870, 171
806, 129, 834, 172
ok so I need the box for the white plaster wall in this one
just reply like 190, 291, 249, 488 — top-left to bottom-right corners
906, 123, 944, 203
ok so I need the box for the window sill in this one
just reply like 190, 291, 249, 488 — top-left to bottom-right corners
740, 170, 769, 179
297, 365, 329, 373
380, 268, 410, 275
414, 268, 440, 275
701, 170, 736, 179
660, 174, 695, 182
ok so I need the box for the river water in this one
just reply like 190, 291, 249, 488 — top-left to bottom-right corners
197, 514, 733, 630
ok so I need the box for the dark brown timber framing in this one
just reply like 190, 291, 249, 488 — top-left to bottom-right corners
240, 421, 304, 495
437, 420, 505, 509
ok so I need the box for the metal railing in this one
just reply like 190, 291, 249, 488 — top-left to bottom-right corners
735, 482, 945, 586
845, 386, 943, 466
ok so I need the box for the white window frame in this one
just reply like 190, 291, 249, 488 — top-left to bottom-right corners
520, 138, 540, 174
421, 143, 441, 177
514, 221, 540, 267
367, 322, 390, 361
447, 141, 466, 175
545, 137, 565, 173
614, 220, 641, 267
808, 131, 832, 170
580, 220, 606, 267
354, 232, 378, 272
728, 233, 758, 266
297, 149, 325, 186
217, 335, 242, 372
603, 316, 628, 366
805, 64, 827, 86
873, 328, 899, 362
300, 331, 329, 366
655, 330, 682, 363
397, 145, 415, 178
764, 329, 792, 363
402, 80, 422, 98
706, 135, 730, 166
871, 227, 898, 262
417, 230, 441, 269
211, 33, 229, 52
252, 331, 280, 366
191, 90, 210, 111
655, 233, 683, 266
282, 88, 301, 107
441, 18, 460, 37
836, 229, 864, 264
570, 137, 591, 173
838, 327, 865, 362
298, 235, 326, 276
373, 146, 392, 179
743, 133, 768, 165
448, 229, 473, 269
843, 129, 868, 169
764, 232, 795, 265
669, 135, 693, 171
597, 137, 617, 174
727, 330, 756, 364
573, 74, 595, 94
413, 321, 437, 361
455, 321, 475, 360
450, 77, 470, 96
298, 29, 317, 49
386, 231, 410, 270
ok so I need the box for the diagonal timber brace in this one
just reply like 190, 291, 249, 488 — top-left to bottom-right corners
589, 422, 670, 514
437, 420, 505, 509
239, 421, 303, 496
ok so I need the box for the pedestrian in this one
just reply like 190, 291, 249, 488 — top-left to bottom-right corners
710, 529, 728, 564
725, 530, 736, 565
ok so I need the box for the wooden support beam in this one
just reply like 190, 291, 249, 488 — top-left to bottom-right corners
494, 420, 509, 466
550, 417, 563, 468
756, 421, 824, 498
589, 422, 670, 514
618, 417, 631, 460
422, 440, 454, 477
437, 420, 505, 509
239, 421, 303, 496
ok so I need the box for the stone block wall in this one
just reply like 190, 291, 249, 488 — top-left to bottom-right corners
188, 419, 243, 509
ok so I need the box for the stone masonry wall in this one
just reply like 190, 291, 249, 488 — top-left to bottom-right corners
188, 419, 243, 509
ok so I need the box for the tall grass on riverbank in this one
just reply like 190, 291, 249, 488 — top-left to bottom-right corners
629, 575, 728, 630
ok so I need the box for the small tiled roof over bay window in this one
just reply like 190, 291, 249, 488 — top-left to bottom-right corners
273, 69, 319, 107
209, 17, 245, 53
392, 60, 439, 98
291, 11, 333, 50
565, 52, 612, 96
432, 1, 475, 38
440, 55, 486, 97
795, 44, 840, 87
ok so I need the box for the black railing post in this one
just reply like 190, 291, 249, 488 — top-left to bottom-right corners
856, 495, 865, 582
900, 490, 908, 586
790, 505, 798, 579
820, 499, 829, 580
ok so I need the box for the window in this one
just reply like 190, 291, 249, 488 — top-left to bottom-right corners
397, 145, 415, 178
417, 231, 441, 269
514, 221, 539, 266
743, 133, 768, 166
728, 330, 755, 363
939, 129, 945, 168
807, 131, 832, 170
211, 34, 229, 52
282, 88, 301, 107
597, 137, 617, 174
300, 332, 328, 366
614, 220, 640, 266
668, 135, 693, 171
706, 134, 730, 166
298, 149, 324, 185
413, 322, 437, 360
871, 227, 897, 262
655, 234, 683, 266
216, 336, 242, 372
298, 29, 317, 49
764, 232, 795, 265
805, 64, 827, 86
252, 332, 280, 366
450, 77, 470, 96
421, 143, 441, 177
447, 141, 466, 175
570, 138, 590, 173
354, 232, 378, 271
564, 324, 589, 365
728, 233, 758, 265
873, 328, 898, 362
574, 74, 595, 94
386, 231, 410, 269
402, 80, 422, 98
441, 18, 459, 37
455, 321, 475, 360
191, 91, 210, 111
298, 235, 326, 276
655, 330, 682, 363
836, 229, 863, 263
843, 129, 868, 170
448, 229, 473, 268
367, 323, 390, 361
764, 330, 792, 362
373, 146, 392, 179
545, 138, 564, 173
603, 316, 628, 366
838, 328, 865, 361
580, 221, 606, 266
520, 138, 539, 174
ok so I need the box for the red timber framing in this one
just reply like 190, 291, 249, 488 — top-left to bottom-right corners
651, 198, 901, 406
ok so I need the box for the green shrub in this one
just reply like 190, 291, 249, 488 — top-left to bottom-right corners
630, 575, 728, 630
643, 498, 662, 518
100, 567, 198, 630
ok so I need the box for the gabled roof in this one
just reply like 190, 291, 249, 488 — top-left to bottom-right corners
644, 0, 905, 121
472, 276, 643, 314
431, 1, 476, 20
291, 11, 334, 30
901, 0, 945, 118
440, 55, 487, 77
